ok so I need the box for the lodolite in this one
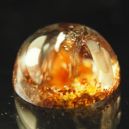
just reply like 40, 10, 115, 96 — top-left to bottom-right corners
13, 23, 120, 108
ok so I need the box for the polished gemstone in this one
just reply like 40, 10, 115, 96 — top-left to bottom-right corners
13, 23, 120, 108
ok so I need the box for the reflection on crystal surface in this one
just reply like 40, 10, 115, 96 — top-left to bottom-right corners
13, 23, 120, 108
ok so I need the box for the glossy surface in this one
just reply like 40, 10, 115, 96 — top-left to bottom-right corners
13, 23, 120, 108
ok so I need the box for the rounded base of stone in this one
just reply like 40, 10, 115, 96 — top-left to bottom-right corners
15, 89, 121, 129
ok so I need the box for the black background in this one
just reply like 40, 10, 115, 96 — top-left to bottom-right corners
0, 0, 129, 129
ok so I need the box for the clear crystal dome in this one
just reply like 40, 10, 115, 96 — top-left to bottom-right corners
13, 23, 120, 108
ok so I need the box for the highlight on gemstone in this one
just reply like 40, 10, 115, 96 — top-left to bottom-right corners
13, 23, 120, 108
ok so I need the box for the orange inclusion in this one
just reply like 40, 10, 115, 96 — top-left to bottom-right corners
78, 64, 92, 75
50, 45, 93, 90
53, 68, 69, 85
50, 49, 71, 88
78, 61, 93, 84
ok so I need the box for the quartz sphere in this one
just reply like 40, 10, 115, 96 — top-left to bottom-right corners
13, 23, 120, 108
